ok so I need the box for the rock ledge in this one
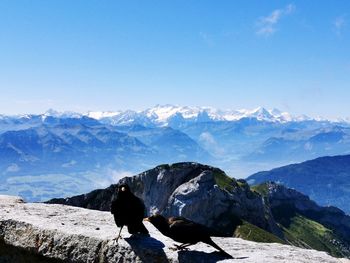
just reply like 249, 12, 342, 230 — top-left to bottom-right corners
0, 196, 348, 263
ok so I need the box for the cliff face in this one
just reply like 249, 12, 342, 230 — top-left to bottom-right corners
252, 183, 350, 257
1, 195, 349, 263
262, 182, 350, 241
48, 163, 279, 237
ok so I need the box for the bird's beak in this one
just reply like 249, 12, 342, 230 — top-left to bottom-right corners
143, 217, 150, 222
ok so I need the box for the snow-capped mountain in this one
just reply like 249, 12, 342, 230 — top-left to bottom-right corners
1, 105, 341, 128
1, 105, 350, 203
87, 105, 312, 127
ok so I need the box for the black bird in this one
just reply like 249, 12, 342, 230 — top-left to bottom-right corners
144, 214, 232, 258
110, 183, 149, 238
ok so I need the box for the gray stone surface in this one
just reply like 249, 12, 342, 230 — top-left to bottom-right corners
1, 195, 349, 263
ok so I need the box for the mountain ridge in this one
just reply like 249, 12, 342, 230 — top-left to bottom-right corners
3, 105, 348, 125
47, 162, 350, 258
1, 106, 350, 202
247, 154, 350, 214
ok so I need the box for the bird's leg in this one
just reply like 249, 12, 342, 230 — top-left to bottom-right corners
179, 243, 192, 250
170, 243, 192, 251
113, 226, 124, 243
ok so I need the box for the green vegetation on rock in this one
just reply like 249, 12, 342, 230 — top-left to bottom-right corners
213, 170, 236, 192
248, 183, 349, 258
281, 215, 346, 258
234, 220, 285, 244
157, 164, 170, 169
251, 183, 269, 197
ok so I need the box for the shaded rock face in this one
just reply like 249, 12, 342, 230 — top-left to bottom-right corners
265, 182, 350, 243
0, 240, 64, 263
160, 169, 279, 237
48, 163, 279, 236
48, 186, 116, 211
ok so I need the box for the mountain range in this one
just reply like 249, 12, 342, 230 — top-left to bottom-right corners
1, 105, 350, 202
247, 154, 350, 214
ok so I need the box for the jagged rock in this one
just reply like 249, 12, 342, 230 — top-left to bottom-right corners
48, 163, 280, 236
263, 182, 350, 243
47, 163, 350, 258
1, 196, 349, 263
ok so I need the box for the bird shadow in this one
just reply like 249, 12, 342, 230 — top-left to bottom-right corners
177, 250, 248, 263
124, 236, 170, 263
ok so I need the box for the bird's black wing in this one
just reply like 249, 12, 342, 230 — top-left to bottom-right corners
168, 216, 200, 228
168, 216, 231, 257
110, 198, 120, 214
111, 198, 127, 227
168, 217, 206, 244
136, 196, 147, 218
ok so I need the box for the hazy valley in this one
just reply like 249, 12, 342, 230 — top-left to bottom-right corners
1, 105, 350, 204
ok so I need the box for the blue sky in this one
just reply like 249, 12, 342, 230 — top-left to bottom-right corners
0, 1, 349, 118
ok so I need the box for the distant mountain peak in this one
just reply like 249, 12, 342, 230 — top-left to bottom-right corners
137, 105, 301, 124
87, 110, 122, 120
36, 105, 319, 126
44, 108, 59, 116
245, 107, 273, 119
3, 105, 344, 127
43, 109, 82, 119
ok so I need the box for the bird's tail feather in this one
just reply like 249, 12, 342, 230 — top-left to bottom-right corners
206, 238, 233, 258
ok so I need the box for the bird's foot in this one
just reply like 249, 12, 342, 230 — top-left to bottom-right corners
170, 244, 189, 251
113, 236, 123, 242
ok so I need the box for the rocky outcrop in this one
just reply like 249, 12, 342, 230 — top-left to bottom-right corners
247, 154, 350, 214
48, 163, 280, 237
1, 195, 349, 263
263, 182, 350, 243
47, 163, 350, 258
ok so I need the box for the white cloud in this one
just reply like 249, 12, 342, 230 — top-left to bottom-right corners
199, 132, 225, 156
199, 132, 216, 145
6, 164, 20, 173
90, 169, 134, 189
108, 169, 134, 183
62, 160, 77, 168
256, 4, 296, 37
261, 10, 283, 25
285, 4, 296, 14
256, 26, 276, 37
333, 16, 346, 36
